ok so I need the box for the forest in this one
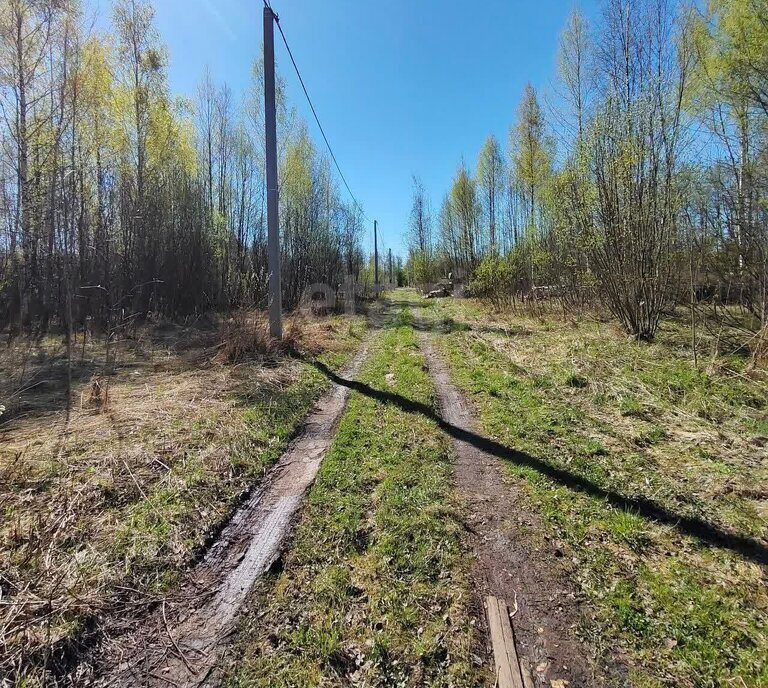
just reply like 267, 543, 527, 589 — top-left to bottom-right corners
406, 0, 767, 357
0, 0, 367, 340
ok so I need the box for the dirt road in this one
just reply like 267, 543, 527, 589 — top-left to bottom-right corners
87, 297, 615, 687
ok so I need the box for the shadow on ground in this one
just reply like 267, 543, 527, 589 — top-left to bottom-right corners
305, 355, 768, 567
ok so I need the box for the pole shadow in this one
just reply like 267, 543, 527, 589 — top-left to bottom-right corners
304, 356, 768, 567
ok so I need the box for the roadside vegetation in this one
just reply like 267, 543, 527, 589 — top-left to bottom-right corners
0, 0, 374, 339
0, 312, 365, 683
400, 1, 768, 677
406, 0, 768, 364
2, 0, 766, 683
228, 309, 483, 687
419, 293, 767, 687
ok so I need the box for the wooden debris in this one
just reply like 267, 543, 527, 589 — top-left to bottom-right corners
521, 658, 535, 688
486, 594, 532, 688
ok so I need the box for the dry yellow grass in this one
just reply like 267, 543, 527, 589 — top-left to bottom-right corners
0, 311, 365, 682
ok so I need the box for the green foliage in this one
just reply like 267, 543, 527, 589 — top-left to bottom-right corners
468, 239, 551, 307
449, 164, 481, 267
408, 248, 439, 287
690, 0, 768, 112
512, 83, 553, 205
469, 253, 517, 309
476, 135, 505, 253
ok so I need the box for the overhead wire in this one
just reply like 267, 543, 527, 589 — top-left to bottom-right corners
262, 0, 371, 225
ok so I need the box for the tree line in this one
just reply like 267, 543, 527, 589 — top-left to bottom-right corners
406, 0, 767, 352
0, 0, 366, 339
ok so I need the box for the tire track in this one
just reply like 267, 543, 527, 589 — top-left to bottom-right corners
418, 330, 616, 687
97, 341, 370, 687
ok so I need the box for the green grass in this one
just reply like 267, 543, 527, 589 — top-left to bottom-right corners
420, 295, 767, 688
228, 314, 483, 687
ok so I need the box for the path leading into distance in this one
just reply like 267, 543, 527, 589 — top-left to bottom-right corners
94, 295, 594, 688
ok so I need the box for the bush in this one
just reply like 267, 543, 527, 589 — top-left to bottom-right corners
216, 311, 301, 363
469, 255, 518, 310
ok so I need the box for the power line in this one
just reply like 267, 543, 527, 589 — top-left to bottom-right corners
262, 1, 370, 224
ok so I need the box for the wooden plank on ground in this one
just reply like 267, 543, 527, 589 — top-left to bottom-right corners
520, 658, 535, 688
486, 595, 526, 688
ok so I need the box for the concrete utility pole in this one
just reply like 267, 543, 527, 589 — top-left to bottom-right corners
374, 220, 379, 296
264, 6, 282, 339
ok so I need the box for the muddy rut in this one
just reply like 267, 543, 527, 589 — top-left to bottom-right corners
96, 342, 370, 687
419, 334, 618, 687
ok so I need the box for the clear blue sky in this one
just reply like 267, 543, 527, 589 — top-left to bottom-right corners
96, 0, 600, 258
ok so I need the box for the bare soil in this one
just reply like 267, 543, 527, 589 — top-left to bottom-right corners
420, 335, 626, 688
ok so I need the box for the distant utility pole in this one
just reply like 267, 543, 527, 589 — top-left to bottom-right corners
388, 248, 393, 286
264, 5, 282, 339
374, 220, 379, 297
